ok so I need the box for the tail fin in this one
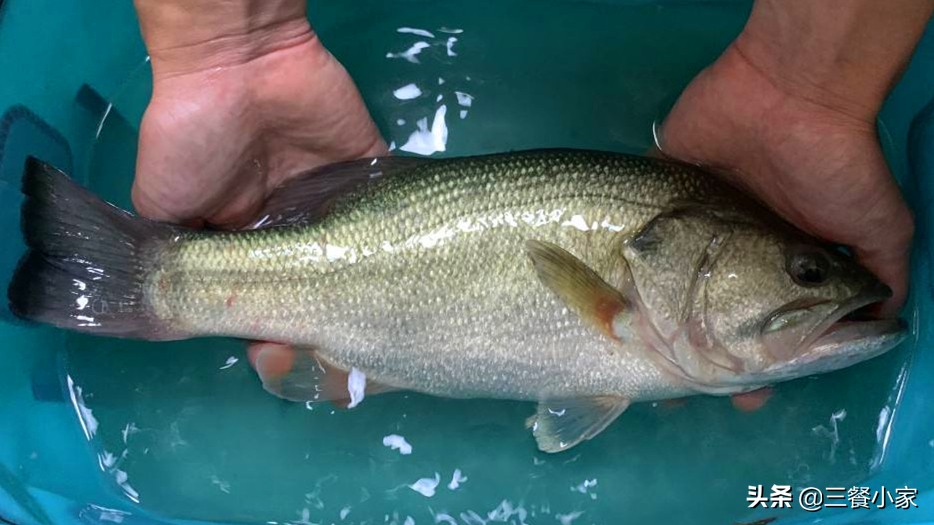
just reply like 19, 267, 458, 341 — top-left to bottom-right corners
7, 157, 182, 339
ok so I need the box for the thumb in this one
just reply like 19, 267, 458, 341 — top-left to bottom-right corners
131, 160, 268, 230
853, 215, 913, 318
131, 174, 198, 227
846, 178, 914, 317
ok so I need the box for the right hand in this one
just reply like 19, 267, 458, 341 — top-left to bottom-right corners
660, 43, 913, 316
658, 0, 930, 316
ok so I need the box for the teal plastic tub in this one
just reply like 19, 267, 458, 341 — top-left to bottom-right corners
1, 1, 933, 524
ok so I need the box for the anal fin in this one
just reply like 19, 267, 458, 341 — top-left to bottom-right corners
526, 396, 630, 453
248, 343, 397, 408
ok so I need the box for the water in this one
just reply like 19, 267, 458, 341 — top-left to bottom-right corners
4, 0, 930, 523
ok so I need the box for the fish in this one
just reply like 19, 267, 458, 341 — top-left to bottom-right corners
7, 150, 905, 453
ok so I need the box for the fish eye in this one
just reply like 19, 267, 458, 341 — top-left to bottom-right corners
786, 246, 831, 287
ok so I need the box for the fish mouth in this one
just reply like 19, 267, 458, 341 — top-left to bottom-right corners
761, 281, 896, 363
766, 282, 907, 376
810, 317, 905, 350
749, 282, 905, 382
804, 281, 896, 351
762, 299, 908, 381
763, 316, 906, 379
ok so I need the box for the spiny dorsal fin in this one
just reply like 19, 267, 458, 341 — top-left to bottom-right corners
248, 156, 431, 229
526, 396, 630, 453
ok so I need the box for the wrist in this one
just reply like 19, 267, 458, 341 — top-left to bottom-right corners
730, 36, 880, 122
732, 0, 934, 121
134, 0, 314, 79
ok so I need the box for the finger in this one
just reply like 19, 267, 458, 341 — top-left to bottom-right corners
133, 160, 266, 230
660, 397, 687, 410
204, 187, 268, 231
358, 135, 390, 158
132, 111, 201, 224
131, 177, 192, 224
247, 341, 295, 378
851, 195, 914, 317
131, 164, 217, 228
855, 242, 912, 318
730, 387, 773, 412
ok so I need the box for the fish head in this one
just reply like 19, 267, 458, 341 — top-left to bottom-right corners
623, 206, 906, 389
704, 227, 904, 381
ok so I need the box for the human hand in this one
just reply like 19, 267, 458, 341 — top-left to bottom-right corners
131, 0, 387, 382
659, 1, 931, 317
132, 0, 387, 228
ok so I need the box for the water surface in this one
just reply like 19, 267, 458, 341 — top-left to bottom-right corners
31, 1, 920, 523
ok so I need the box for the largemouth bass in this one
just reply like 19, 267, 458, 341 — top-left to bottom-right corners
8, 150, 905, 452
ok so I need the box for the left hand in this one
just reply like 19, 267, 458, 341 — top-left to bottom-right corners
131, 2, 387, 378
132, 6, 387, 228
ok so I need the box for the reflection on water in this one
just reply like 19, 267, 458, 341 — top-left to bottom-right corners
67, 375, 142, 503
45, 1, 918, 524
61, 336, 911, 524
385, 25, 472, 155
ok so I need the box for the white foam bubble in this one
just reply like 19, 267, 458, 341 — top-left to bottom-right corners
400, 105, 448, 155
397, 27, 435, 38
386, 42, 430, 64
393, 83, 423, 100
448, 469, 467, 490
346, 368, 366, 409
382, 434, 413, 455
409, 473, 441, 497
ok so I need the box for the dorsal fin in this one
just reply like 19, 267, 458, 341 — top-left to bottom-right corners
248, 156, 431, 229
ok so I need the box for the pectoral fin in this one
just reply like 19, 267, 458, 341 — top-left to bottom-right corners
525, 240, 638, 342
526, 396, 630, 453
250, 343, 396, 408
